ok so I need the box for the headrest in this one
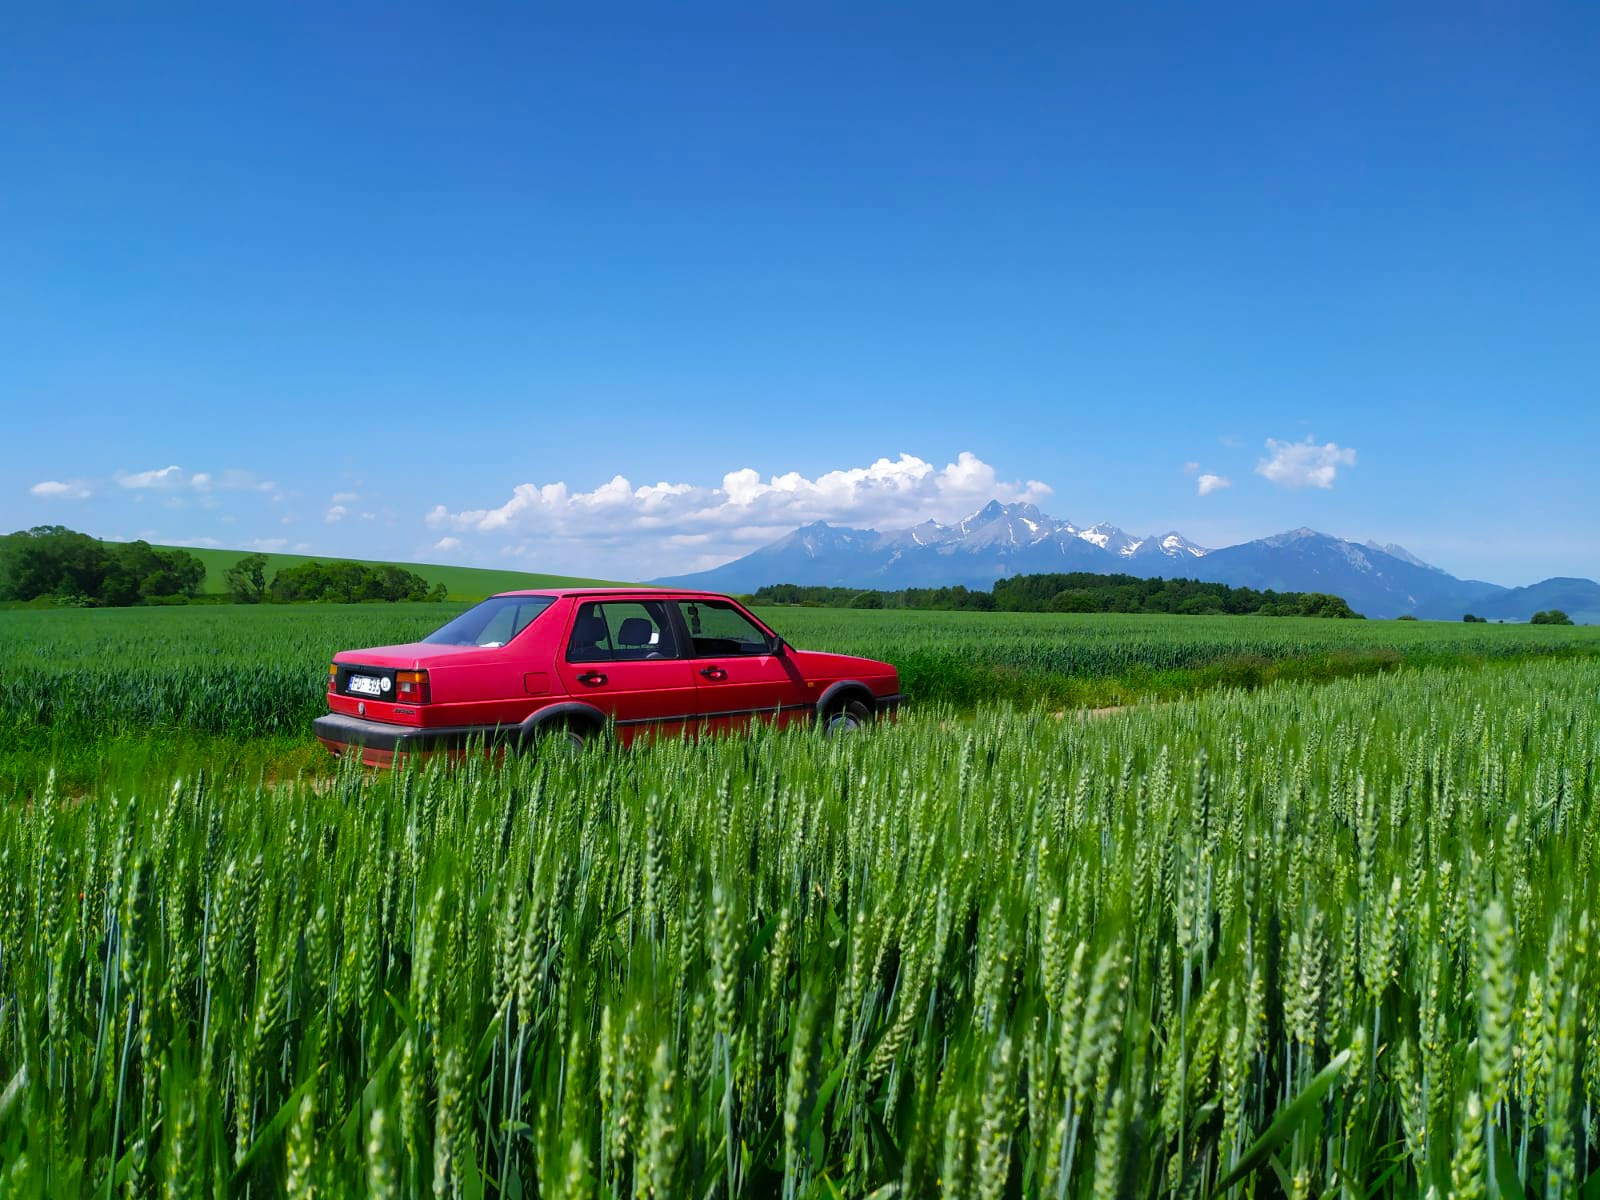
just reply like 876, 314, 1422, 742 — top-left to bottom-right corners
573, 614, 610, 644
616, 617, 654, 646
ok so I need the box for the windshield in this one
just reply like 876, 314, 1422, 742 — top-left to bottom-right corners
422, 595, 556, 647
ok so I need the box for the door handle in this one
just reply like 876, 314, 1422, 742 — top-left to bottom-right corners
700, 666, 727, 680
577, 671, 607, 685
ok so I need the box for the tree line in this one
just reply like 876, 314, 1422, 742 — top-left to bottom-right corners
752, 572, 1364, 617
234, 555, 445, 604
1, 527, 443, 607
0, 526, 205, 607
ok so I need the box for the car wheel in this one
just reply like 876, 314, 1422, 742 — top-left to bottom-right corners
824, 700, 872, 737
533, 722, 588, 754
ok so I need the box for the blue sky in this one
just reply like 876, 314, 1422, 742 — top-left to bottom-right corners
3, 4, 1596, 584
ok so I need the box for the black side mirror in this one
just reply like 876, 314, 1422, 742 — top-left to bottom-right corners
770, 636, 787, 657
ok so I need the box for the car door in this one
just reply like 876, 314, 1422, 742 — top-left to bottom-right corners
553, 599, 698, 742
671, 598, 813, 734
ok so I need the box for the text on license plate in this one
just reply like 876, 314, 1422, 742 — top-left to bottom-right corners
347, 675, 385, 696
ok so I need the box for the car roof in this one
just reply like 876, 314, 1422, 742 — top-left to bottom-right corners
489, 587, 734, 600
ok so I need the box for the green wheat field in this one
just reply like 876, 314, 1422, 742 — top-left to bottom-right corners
3, 604, 1600, 1196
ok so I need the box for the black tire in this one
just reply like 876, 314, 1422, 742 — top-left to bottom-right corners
823, 699, 872, 737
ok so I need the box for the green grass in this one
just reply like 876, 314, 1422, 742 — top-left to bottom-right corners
3, 659, 1598, 1195
158, 543, 628, 600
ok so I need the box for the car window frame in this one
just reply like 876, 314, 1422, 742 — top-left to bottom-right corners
563, 597, 684, 664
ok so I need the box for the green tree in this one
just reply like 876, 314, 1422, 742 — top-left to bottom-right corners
1048, 589, 1100, 613
0, 527, 202, 606
270, 559, 433, 604
1530, 609, 1574, 625
225, 553, 270, 603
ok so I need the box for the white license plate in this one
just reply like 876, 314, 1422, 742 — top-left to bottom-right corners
347, 675, 385, 697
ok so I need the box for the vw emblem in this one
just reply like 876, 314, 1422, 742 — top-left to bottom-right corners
358, 701, 366, 716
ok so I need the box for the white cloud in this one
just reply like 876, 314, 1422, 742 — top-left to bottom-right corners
433, 536, 462, 552
1197, 474, 1231, 497
331, 491, 359, 504
426, 451, 1054, 576
1183, 462, 1200, 476
324, 505, 348, 524
118, 464, 186, 489
1255, 437, 1357, 489
30, 479, 92, 499
431, 452, 1049, 538
248, 537, 289, 552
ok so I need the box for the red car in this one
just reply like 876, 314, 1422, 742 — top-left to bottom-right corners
314, 588, 905, 765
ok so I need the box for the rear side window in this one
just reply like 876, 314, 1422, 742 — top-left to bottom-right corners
567, 600, 680, 662
423, 595, 555, 647
676, 600, 773, 656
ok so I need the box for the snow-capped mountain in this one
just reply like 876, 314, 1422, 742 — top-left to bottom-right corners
658, 500, 1207, 594
654, 500, 1599, 619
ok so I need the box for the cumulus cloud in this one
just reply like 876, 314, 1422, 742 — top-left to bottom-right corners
30, 479, 92, 499
332, 491, 360, 504
428, 451, 1053, 575
324, 505, 348, 524
118, 465, 187, 489
433, 536, 462, 552
1196, 474, 1231, 496
1183, 462, 1200, 476
1255, 437, 1357, 489
431, 452, 1049, 538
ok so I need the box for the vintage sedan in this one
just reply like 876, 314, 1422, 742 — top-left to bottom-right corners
314, 588, 905, 765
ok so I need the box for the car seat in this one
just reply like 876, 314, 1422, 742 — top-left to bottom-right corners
570, 612, 612, 661
616, 616, 665, 659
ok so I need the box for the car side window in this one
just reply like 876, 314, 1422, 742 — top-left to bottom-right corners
675, 600, 773, 657
567, 601, 679, 663
472, 601, 547, 648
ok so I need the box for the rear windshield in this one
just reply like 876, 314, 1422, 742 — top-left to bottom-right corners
422, 595, 556, 647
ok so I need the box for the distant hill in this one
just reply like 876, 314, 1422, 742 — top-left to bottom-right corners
1473, 577, 1600, 626
158, 545, 625, 601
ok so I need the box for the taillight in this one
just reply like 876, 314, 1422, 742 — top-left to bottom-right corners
396, 669, 431, 705
327, 664, 337, 692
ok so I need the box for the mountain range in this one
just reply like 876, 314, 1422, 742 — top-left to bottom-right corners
656, 501, 1600, 621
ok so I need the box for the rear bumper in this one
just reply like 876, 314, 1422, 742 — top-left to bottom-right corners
313, 712, 511, 760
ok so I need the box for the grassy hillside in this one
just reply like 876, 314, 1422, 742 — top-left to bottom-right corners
159, 544, 627, 601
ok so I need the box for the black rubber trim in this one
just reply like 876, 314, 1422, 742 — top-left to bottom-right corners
875, 692, 908, 713
521, 701, 609, 736
814, 680, 880, 719
314, 712, 516, 753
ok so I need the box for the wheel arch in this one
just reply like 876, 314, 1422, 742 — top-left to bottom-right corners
519, 701, 609, 744
814, 680, 877, 722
